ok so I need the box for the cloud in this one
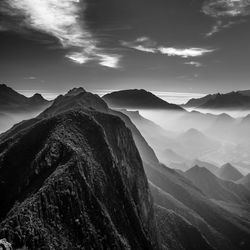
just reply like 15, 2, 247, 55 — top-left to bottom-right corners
203, 0, 250, 36
158, 47, 214, 58
122, 37, 215, 58
121, 37, 158, 53
184, 61, 203, 67
24, 76, 37, 80
1, 0, 120, 68
203, 0, 250, 18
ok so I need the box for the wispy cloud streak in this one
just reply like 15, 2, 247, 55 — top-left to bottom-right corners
1, 0, 120, 68
122, 37, 215, 58
203, 0, 250, 36
184, 61, 203, 67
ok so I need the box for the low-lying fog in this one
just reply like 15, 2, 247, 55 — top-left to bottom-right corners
0, 110, 42, 134
125, 108, 250, 175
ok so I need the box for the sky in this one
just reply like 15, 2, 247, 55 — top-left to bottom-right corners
0, 0, 250, 97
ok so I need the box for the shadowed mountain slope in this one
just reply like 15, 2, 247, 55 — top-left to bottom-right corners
237, 174, 250, 190
191, 160, 219, 174
217, 163, 244, 182
145, 162, 250, 250
155, 205, 214, 250
0, 92, 160, 249
185, 166, 250, 204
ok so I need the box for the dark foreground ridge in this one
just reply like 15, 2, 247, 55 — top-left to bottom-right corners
0, 89, 159, 249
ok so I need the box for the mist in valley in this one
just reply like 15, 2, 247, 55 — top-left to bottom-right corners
124, 108, 250, 175
0, 109, 48, 134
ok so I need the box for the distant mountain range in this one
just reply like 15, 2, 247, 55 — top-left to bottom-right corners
1, 86, 250, 249
184, 90, 250, 110
237, 174, 250, 190
103, 89, 184, 110
0, 84, 51, 133
0, 84, 50, 112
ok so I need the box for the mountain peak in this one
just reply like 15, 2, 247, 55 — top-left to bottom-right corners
187, 165, 211, 175
29, 93, 47, 101
103, 89, 184, 110
217, 163, 244, 181
66, 87, 86, 96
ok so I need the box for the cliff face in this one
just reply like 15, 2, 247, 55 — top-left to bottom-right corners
0, 110, 159, 249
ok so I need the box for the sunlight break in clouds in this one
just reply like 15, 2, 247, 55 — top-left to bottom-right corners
122, 37, 215, 58
2, 0, 120, 68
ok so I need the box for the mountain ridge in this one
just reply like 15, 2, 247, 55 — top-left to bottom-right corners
103, 89, 184, 110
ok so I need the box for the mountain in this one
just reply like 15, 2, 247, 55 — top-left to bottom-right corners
0, 84, 50, 112
103, 89, 184, 110
184, 94, 216, 108
237, 174, 250, 190
191, 159, 219, 174
119, 109, 182, 165
217, 163, 244, 181
0, 84, 51, 134
155, 205, 214, 250
184, 91, 250, 110
173, 111, 218, 132
0, 89, 160, 249
176, 128, 221, 159
163, 149, 186, 164
185, 166, 250, 204
2, 87, 250, 250
206, 113, 237, 142
239, 90, 250, 97
147, 161, 250, 250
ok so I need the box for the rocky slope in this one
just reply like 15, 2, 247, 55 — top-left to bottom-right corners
155, 205, 213, 250
0, 90, 160, 249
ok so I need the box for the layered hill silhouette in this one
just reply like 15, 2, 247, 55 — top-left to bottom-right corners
237, 174, 250, 190
176, 128, 221, 159
103, 89, 184, 110
191, 160, 219, 175
0, 84, 51, 133
184, 91, 250, 110
185, 166, 250, 204
0, 84, 50, 112
216, 163, 244, 182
